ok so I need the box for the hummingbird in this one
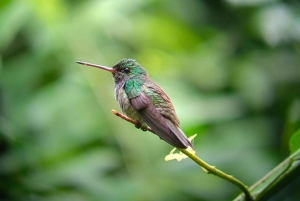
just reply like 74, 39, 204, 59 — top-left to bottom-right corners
76, 58, 193, 149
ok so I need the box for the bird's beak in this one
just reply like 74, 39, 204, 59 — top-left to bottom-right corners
75, 61, 116, 73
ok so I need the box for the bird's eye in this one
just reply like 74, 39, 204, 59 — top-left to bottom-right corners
123, 67, 130, 73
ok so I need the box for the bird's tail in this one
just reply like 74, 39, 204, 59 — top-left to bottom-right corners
165, 119, 194, 149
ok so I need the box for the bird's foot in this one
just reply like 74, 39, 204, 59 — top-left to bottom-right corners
135, 122, 142, 129
135, 122, 148, 131
141, 126, 148, 131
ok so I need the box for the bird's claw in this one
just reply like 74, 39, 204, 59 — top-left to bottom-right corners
135, 122, 141, 129
135, 122, 148, 132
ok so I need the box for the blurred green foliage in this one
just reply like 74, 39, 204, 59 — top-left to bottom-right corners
290, 129, 300, 154
0, 0, 300, 200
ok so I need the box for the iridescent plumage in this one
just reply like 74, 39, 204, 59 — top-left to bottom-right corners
76, 58, 193, 149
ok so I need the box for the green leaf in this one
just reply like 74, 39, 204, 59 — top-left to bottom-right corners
289, 129, 300, 154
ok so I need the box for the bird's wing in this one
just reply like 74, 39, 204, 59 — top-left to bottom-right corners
127, 80, 192, 148
143, 80, 180, 127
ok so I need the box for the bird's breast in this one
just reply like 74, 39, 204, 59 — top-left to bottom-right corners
115, 82, 145, 124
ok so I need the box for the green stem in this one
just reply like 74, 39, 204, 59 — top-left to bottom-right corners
111, 110, 253, 200
179, 148, 253, 201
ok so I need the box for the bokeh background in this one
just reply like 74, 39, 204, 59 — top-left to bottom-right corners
1, 0, 300, 200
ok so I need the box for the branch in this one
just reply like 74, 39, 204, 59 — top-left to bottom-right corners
111, 109, 254, 201
179, 148, 253, 201
112, 109, 154, 133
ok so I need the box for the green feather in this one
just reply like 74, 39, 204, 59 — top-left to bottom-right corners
125, 79, 144, 98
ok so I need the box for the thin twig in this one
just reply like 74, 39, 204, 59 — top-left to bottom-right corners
111, 109, 154, 133
111, 109, 254, 201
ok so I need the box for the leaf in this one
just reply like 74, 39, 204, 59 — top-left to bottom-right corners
289, 129, 300, 154
165, 134, 197, 161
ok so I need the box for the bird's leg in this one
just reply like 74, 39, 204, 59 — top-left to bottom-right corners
141, 126, 148, 132
135, 122, 142, 129
135, 121, 148, 132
